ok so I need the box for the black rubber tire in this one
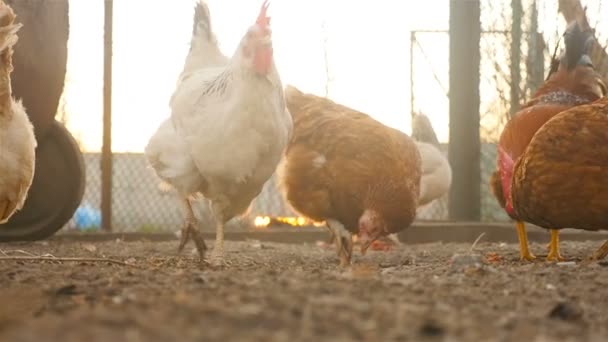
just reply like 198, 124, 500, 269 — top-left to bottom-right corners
0, 120, 86, 241
7, 0, 69, 141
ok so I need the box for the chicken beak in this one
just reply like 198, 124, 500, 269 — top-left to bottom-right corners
360, 238, 373, 256
359, 232, 380, 256
359, 228, 386, 255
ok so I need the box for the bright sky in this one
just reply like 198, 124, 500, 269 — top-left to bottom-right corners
63, 0, 449, 152
62, 0, 606, 153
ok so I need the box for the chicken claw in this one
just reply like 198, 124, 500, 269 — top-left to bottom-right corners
327, 219, 352, 267
209, 251, 230, 268
516, 221, 536, 261
178, 221, 207, 258
546, 229, 565, 262
0, 199, 9, 222
588, 240, 608, 261
208, 211, 232, 268
177, 197, 207, 261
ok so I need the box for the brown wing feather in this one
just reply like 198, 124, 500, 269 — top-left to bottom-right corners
512, 97, 608, 231
281, 87, 421, 234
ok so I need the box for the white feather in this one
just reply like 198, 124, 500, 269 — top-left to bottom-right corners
146, 0, 292, 215
416, 141, 452, 207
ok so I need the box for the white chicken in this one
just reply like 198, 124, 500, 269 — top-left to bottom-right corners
411, 113, 451, 208
0, 1, 36, 224
145, 0, 292, 266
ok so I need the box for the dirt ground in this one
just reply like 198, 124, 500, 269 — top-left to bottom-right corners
0, 237, 607, 342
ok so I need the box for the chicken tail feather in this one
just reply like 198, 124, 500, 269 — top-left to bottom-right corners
0, 1, 20, 115
179, 1, 228, 77
411, 113, 440, 146
562, 22, 594, 71
191, 0, 215, 46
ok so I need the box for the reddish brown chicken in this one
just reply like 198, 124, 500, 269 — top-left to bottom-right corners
279, 86, 421, 266
512, 95, 608, 261
490, 22, 606, 261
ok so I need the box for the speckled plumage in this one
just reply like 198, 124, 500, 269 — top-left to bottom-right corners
490, 23, 606, 218
512, 97, 608, 231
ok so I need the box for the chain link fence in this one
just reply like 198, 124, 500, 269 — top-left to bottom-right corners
411, 0, 608, 222
61, 0, 607, 233
67, 154, 295, 233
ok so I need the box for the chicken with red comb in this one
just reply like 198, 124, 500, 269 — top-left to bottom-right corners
489, 22, 605, 262
145, 0, 291, 266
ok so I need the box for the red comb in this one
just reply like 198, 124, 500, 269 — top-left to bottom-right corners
256, 0, 270, 29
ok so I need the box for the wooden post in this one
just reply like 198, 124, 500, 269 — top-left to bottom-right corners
101, 0, 113, 232
410, 31, 415, 118
448, 0, 481, 221
509, 0, 522, 117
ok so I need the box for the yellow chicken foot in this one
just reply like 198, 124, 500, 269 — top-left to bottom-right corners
516, 221, 536, 261
546, 229, 565, 262
177, 197, 207, 260
588, 240, 608, 261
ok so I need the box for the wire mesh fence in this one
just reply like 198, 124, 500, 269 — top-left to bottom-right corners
59, 0, 608, 233
66, 154, 296, 233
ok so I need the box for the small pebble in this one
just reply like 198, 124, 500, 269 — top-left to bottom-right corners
557, 261, 577, 267
548, 302, 583, 321
419, 320, 444, 337
450, 253, 485, 272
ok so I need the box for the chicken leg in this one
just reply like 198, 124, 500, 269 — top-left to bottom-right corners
209, 200, 229, 267
588, 240, 608, 261
327, 219, 352, 267
516, 221, 536, 261
209, 220, 227, 267
546, 229, 565, 262
177, 197, 207, 260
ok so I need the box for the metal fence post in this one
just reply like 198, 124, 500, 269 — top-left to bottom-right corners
448, 0, 481, 221
101, 0, 113, 232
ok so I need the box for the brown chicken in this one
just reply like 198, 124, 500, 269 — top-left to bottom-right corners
489, 22, 606, 261
279, 86, 421, 266
512, 95, 608, 261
